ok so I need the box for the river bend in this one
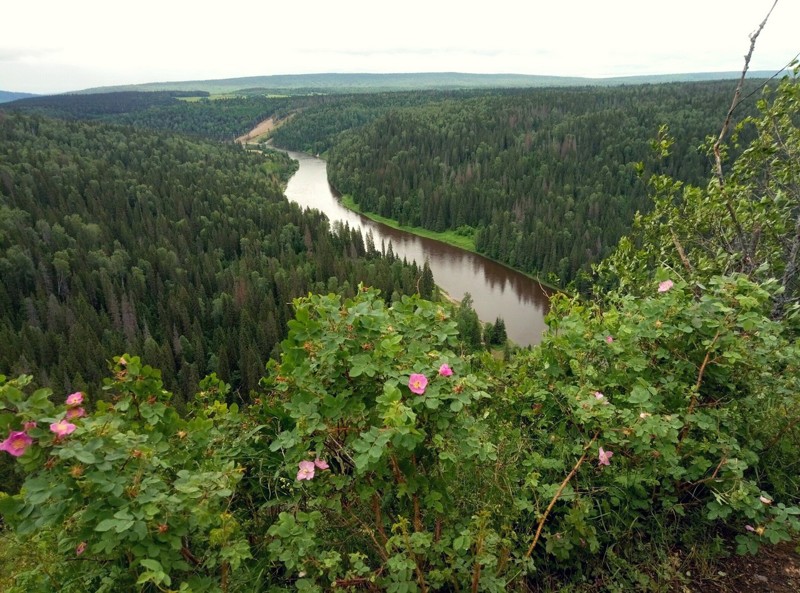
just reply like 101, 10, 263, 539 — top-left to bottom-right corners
280, 149, 551, 347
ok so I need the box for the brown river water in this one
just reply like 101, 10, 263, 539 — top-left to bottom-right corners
280, 149, 552, 347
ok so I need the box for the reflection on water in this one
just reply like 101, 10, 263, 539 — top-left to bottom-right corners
281, 150, 551, 346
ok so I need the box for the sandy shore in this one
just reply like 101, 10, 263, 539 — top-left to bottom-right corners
235, 117, 276, 144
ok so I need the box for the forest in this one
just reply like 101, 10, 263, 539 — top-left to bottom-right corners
8, 80, 769, 287
323, 82, 767, 285
0, 112, 430, 403
1, 63, 799, 592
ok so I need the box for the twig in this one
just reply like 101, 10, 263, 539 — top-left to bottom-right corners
346, 502, 389, 563
671, 228, 694, 273
679, 454, 728, 492
524, 431, 599, 559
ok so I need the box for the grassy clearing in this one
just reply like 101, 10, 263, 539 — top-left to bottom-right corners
340, 195, 476, 251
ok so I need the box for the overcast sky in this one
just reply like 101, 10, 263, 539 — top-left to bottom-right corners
3, 0, 798, 94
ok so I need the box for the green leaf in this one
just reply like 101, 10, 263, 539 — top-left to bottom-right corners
95, 518, 119, 532
74, 449, 97, 464
628, 385, 651, 404
140, 558, 163, 572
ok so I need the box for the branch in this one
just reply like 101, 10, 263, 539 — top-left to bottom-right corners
671, 228, 694, 273
713, 0, 778, 185
524, 432, 599, 559
677, 331, 721, 450
773, 209, 800, 318
712, 0, 778, 267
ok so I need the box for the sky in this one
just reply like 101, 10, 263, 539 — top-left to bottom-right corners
3, 0, 799, 94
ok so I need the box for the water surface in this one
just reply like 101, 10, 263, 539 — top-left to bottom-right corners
281, 149, 552, 346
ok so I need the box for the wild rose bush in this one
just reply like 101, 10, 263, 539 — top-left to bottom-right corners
259, 277, 800, 591
510, 272, 800, 571
261, 287, 511, 591
2, 278, 799, 591
0, 357, 251, 593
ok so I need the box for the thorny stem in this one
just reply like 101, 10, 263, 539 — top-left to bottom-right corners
371, 494, 390, 555
333, 573, 383, 591
677, 331, 721, 451
524, 431, 599, 559
400, 523, 429, 593
221, 561, 229, 593
411, 455, 423, 533
413, 494, 423, 533
471, 529, 484, 593
346, 502, 389, 562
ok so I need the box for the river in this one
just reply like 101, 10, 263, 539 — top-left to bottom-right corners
280, 149, 552, 347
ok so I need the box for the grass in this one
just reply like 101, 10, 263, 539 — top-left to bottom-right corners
339, 195, 476, 252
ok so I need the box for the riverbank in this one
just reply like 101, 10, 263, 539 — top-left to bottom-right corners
338, 194, 560, 293
339, 195, 475, 252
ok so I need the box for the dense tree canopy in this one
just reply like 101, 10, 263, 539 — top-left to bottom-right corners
320, 81, 765, 285
0, 112, 428, 402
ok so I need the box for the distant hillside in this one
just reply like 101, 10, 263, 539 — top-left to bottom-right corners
2, 90, 209, 116
74, 71, 782, 95
0, 90, 38, 103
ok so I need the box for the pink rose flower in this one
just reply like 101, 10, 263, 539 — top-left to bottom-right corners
50, 419, 77, 438
0, 431, 34, 457
658, 279, 674, 293
76, 541, 87, 556
23, 421, 37, 431
314, 458, 329, 470
66, 407, 86, 420
598, 446, 614, 466
605, 335, 614, 344
408, 373, 428, 395
297, 460, 315, 481
66, 392, 84, 406
438, 363, 453, 377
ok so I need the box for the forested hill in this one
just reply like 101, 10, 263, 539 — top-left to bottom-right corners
3, 91, 291, 141
0, 91, 38, 104
0, 111, 427, 402
73, 70, 777, 95
322, 81, 762, 285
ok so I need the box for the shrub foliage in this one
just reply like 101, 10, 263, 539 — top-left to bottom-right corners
1, 67, 799, 593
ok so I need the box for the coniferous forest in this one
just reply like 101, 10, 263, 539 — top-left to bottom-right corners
0, 112, 427, 403
9, 81, 765, 288
1, 67, 800, 592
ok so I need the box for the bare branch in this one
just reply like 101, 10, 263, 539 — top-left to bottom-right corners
712, 0, 778, 268
713, 0, 779, 185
